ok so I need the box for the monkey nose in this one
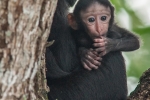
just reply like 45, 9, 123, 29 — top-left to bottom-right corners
96, 23, 103, 33
96, 26, 103, 36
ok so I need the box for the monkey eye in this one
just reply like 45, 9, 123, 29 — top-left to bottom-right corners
101, 16, 107, 21
88, 17, 95, 23
100, 15, 111, 23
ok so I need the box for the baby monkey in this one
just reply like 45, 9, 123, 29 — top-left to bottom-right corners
68, 0, 139, 70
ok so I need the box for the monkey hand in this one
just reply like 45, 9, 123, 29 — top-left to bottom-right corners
93, 37, 116, 56
78, 47, 102, 70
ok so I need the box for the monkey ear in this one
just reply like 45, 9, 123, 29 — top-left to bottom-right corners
67, 13, 78, 30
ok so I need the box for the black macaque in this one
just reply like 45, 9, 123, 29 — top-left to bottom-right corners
46, 0, 80, 78
46, 0, 140, 100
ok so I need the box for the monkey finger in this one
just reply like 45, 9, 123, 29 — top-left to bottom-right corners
97, 57, 102, 61
93, 42, 105, 48
85, 54, 101, 66
99, 51, 107, 56
95, 47, 106, 53
89, 52, 102, 61
90, 52, 102, 61
91, 58, 101, 66
86, 51, 99, 60
93, 38, 105, 43
83, 59, 99, 69
89, 48, 99, 56
82, 61, 92, 71
95, 56, 102, 61
91, 50, 99, 56
79, 48, 97, 62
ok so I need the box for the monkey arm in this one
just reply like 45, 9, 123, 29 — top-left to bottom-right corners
109, 24, 140, 52
46, 47, 69, 80
93, 24, 140, 56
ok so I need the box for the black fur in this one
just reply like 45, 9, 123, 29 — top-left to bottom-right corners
47, 50, 127, 100
47, 0, 80, 74
46, 0, 139, 100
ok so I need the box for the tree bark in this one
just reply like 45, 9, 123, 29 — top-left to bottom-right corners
0, 0, 57, 100
128, 68, 150, 100
1, 0, 150, 100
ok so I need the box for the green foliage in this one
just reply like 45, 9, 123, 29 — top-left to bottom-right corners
110, 0, 150, 79
133, 27, 150, 35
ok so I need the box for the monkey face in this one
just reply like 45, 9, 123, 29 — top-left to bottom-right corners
80, 2, 111, 40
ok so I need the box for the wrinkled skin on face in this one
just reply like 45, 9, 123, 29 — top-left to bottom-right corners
80, 2, 111, 39
68, 1, 139, 71
79, 2, 112, 70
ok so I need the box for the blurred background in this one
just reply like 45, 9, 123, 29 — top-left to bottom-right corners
70, 0, 150, 95
110, 0, 150, 95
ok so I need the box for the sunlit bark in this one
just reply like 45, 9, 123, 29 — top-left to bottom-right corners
0, 0, 57, 99
1, 0, 150, 100
128, 68, 150, 100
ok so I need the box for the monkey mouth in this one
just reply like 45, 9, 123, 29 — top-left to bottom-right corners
92, 35, 106, 39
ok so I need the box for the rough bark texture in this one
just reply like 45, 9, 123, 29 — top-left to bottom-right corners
128, 68, 150, 100
1, 0, 150, 100
0, 0, 58, 100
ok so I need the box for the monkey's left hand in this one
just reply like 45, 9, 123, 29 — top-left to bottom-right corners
78, 47, 102, 70
93, 37, 117, 56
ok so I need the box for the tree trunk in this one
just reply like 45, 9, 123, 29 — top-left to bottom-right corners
1, 0, 150, 100
0, 0, 57, 100
128, 68, 150, 100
